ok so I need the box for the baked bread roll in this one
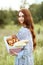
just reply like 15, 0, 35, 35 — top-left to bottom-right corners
6, 35, 19, 46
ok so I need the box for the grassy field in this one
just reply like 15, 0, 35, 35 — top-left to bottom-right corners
0, 24, 43, 65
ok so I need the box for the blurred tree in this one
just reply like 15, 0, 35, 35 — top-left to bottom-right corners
20, 0, 29, 9
10, 10, 18, 24
40, 2, 43, 19
0, 2, 43, 27
29, 2, 43, 23
0, 10, 5, 25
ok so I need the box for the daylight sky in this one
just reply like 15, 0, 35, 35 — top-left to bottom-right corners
0, 0, 43, 10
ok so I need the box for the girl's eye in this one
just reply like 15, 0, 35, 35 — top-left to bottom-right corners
18, 15, 24, 17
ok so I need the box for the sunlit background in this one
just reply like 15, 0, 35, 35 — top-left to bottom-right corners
0, 0, 43, 65
0, 0, 43, 10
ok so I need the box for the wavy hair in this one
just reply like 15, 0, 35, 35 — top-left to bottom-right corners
19, 8, 36, 49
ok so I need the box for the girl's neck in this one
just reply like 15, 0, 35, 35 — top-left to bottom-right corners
22, 24, 26, 28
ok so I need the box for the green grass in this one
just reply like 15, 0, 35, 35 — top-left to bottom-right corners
0, 24, 43, 65
0, 24, 20, 65
34, 24, 43, 65
34, 47, 43, 65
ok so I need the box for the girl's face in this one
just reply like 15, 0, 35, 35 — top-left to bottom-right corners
18, 12, 24, 24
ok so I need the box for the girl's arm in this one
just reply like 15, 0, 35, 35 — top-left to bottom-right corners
9, 49, 18, 56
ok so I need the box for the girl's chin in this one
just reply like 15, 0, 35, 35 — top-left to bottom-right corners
19, 21, 23, 24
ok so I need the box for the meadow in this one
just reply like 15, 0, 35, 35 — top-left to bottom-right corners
0, 23, 43, 65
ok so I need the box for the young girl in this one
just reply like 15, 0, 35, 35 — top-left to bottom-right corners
11, 8, 36, 65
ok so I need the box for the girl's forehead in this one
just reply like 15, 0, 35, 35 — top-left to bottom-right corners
19, 12, 24, 16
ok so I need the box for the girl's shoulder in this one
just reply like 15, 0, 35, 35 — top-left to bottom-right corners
20, 26, 30, 32
19, 26, 31, 35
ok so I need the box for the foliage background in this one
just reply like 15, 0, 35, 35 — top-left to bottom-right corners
0, 2, 43, 65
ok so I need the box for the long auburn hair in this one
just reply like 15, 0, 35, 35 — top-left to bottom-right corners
19, 8, 36, 49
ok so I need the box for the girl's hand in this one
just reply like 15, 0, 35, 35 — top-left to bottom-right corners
9, 49, 18, 56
